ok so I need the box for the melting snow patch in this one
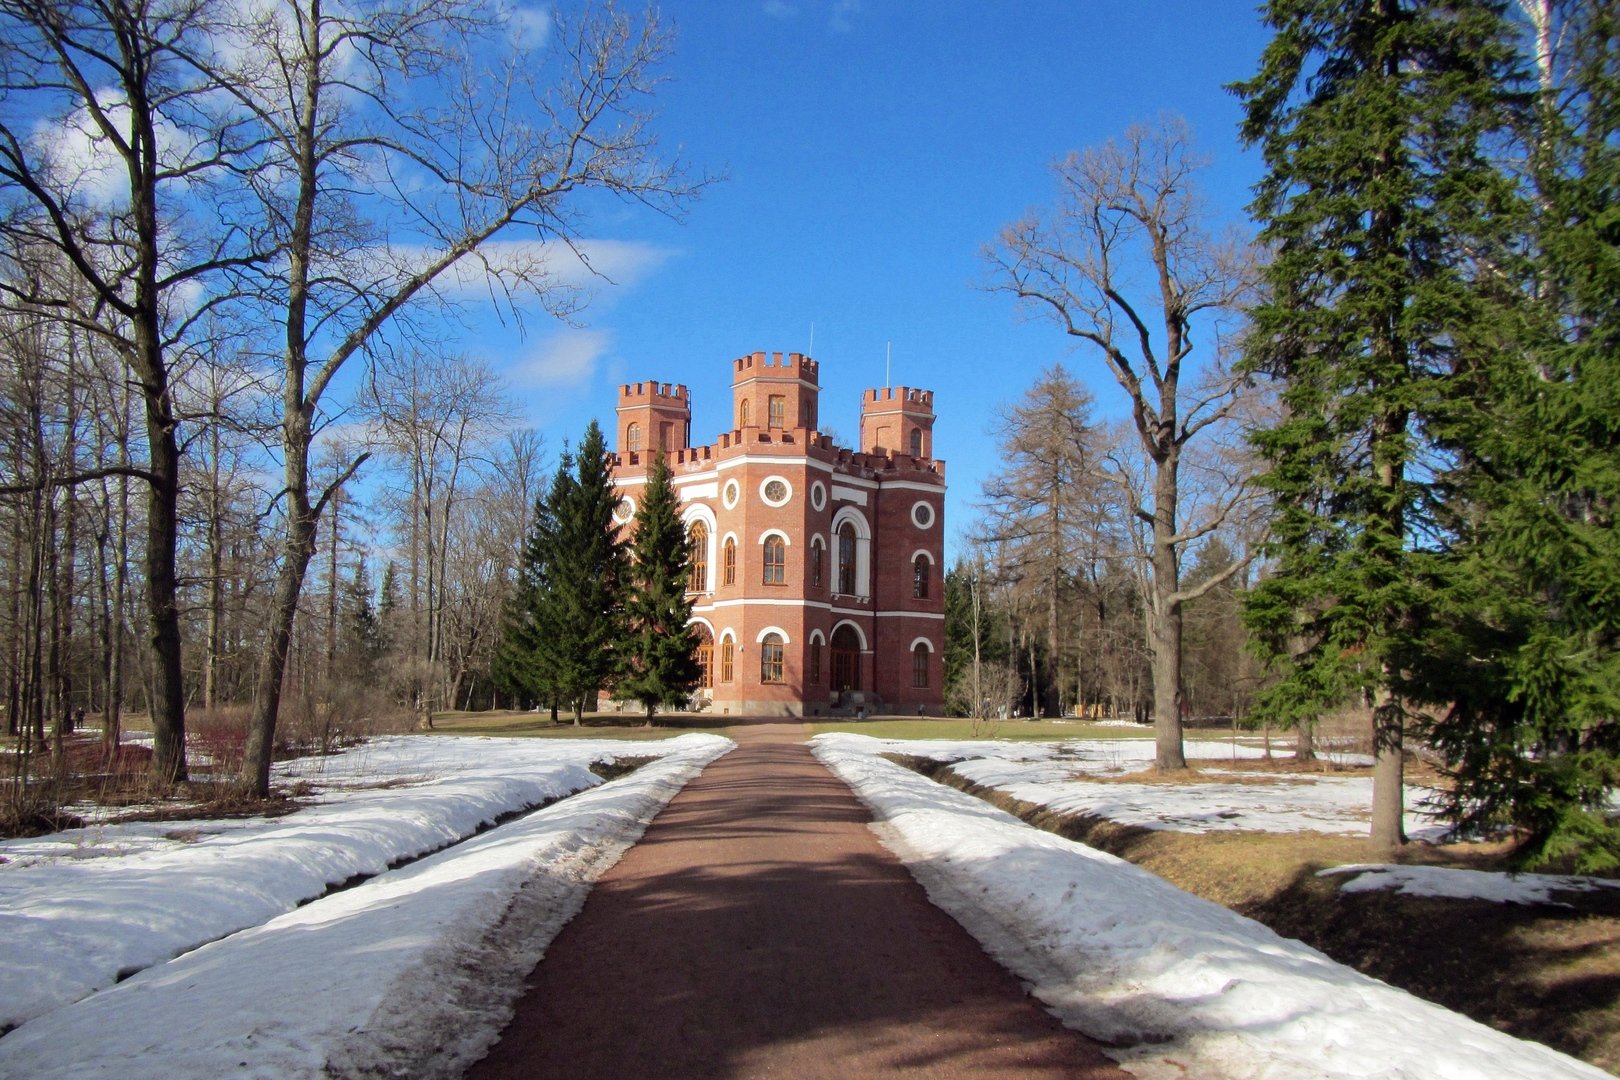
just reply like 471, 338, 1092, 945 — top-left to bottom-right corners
1322, 863, 1620, 906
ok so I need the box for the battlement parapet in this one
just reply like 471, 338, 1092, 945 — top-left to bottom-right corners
733, 350, 820, 384
862, 385, 934, 409
618, 380, 690, 408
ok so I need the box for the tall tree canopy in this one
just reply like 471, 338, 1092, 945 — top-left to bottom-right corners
1234, 0, 1527, 850
1420, 1, 1620, 869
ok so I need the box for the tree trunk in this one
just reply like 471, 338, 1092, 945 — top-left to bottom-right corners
1151, 457, 1187, 770
1370, 687, 1407, 852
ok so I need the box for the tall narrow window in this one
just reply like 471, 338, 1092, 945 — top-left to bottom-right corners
722, 537, 736, 586
720, 639, 734, 682
913, 554, 929, 599
768, 395, 785, 429
738, 399, 751, 427
763, 535, 786, 585
837, 522, 857, 594
912, 644, 930, 688
809, 640, 822, 685
687, 522, 708, 593
909, 427, 922, 457
696, 637, 713, 688
761, 633, 785, 684
810, 538, 824, 588
627, 422, 642, 452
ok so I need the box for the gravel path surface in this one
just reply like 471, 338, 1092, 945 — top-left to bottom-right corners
467, 721, 1127, 1079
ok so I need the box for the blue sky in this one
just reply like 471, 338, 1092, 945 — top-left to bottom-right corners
474, 1, 1275, 560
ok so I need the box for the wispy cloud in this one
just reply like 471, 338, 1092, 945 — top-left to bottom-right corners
763, 0, 798, 18
501, 3, 552, 49
512, 327, 614, 388
830, 0, 862, 32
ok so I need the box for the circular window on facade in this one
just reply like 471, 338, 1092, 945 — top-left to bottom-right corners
722, 479, 741, 510
613, 496, 636, 524
911, 501, 935, 529
760, 477, 792, 507
810, 481, 826, 511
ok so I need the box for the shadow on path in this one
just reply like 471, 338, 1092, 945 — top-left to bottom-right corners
467, 722, 1127, 1078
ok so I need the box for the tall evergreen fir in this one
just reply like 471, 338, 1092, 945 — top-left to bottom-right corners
1233, 0, 1526, 850
616, 452, 701, 719
545, 422, 627, 723
494, 457, 570, 716
1421, 2, 1620, 869
492, 421, 628, 725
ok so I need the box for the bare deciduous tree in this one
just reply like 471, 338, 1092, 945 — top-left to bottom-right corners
987, 116, 1259, 769
195, 0, 704, 794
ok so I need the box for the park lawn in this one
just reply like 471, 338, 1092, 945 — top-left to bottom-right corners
429, 709, 735, 740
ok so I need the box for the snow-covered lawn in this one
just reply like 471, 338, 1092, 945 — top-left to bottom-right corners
814, 732, 1610, 1080
0, 733, 732, 1078
884, 734, 1454, 838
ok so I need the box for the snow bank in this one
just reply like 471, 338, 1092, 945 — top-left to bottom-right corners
0, 735, 690, 1032
0, 732, 731, 1079
813, 732, 1606, 1080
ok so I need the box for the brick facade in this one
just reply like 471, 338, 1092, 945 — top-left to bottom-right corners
611, 351, 946, 717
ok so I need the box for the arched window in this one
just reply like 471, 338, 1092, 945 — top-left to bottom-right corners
909, 427, 922, 456
763, 535, 786, 585
912, 643, 930, 688
837, 522, 857, 594
688, 522, 708, 593
627, 422, 642, 453
722, 537, 736, 586
720, 638, 734, 683
738, 398, 751, 428
810, 538, 825, 588
808, 639, 822, 684
693, 625, 714, 688
760, 632, 785, 684
913, 554, 930, 599
768, 395, 785, 429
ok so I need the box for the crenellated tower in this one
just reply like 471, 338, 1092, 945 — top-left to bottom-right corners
616, 380, 691, 456
731, 351, 820, 433
860, 386, 935, 459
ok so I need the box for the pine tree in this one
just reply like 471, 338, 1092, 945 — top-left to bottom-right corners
616, 452, 700, 720
1233, 0, 1526, 851
1420, 1, 1620, 869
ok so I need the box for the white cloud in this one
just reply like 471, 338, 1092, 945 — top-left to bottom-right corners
502, 4, 553, 49
830, 0, 862, 33
763, 0, 799, 18
415, 238, 676, 299
512, 328, 614, 388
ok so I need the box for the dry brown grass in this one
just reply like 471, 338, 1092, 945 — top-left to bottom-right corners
892, 755, 1620, 1076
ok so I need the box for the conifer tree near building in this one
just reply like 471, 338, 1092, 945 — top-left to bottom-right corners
616, 452, 703, 719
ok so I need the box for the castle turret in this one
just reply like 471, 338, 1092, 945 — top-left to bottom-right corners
860, 386, 935, 458
616, 380, 691, 456
731, 351, 820, 433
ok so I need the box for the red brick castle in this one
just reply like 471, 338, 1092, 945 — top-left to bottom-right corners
610, 351, 946, 716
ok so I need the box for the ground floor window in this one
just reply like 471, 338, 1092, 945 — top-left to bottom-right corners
761, 633, 785, 684
808, 640, 822, 685
912, 643, 929, 688
721, 640, 734, 682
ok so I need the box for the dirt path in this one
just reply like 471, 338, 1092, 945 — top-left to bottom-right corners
466, 722, 1128, 1079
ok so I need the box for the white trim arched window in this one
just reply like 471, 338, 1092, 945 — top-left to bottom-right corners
830, 507, 871, 598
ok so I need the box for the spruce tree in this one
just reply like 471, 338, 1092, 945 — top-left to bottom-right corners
1421, 2, 1620, 869
495, 465, 569, 716
538, 422, 627, 724
616, 452, 701, 720
1233, 0, 1526, 850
